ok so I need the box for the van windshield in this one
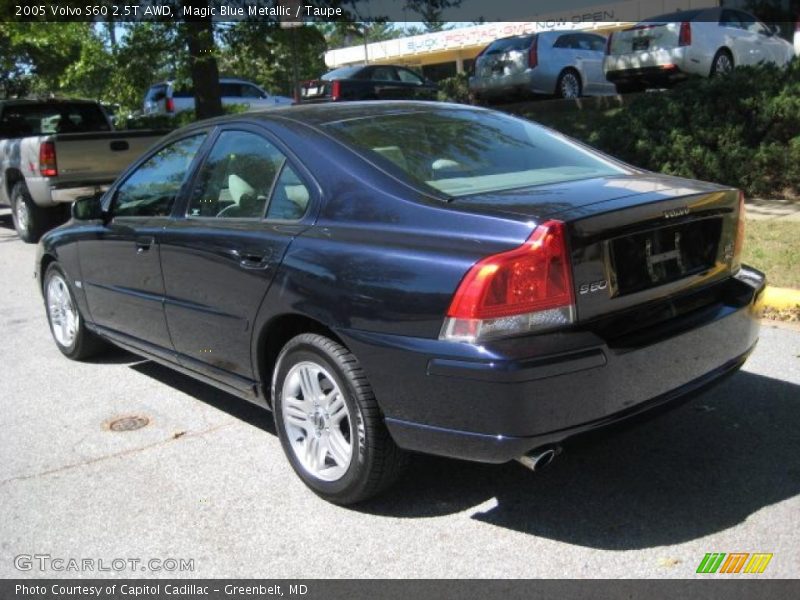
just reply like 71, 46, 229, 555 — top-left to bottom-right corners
323, 109, 627, 197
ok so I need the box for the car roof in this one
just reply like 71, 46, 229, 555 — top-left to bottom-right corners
173, 101, 482, 134
148, 78, 261, 87
643, 8, 718, 22
0, 98, 99, 107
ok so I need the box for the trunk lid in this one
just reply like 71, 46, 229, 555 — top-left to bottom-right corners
449, 174, 742, 324
610, 22, 681, 54
475, 35, 535, 79
300, 79, 331, 100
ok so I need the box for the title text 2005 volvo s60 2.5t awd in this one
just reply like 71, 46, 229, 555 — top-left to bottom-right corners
36, 102, 764, 504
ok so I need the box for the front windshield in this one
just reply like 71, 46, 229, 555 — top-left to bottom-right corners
323, 109, 628, 197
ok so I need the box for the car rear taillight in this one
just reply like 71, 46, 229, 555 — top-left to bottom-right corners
440, 220, 575, 343
679, 21, 692, 46
39, 142, 57, 177
733, 191, 746, 267
528, 37, 539, 68
605, 32, 613, 55
331, 80, 341, 101
165, 97, 175, 113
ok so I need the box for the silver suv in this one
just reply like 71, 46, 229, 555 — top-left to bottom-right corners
143, 78, 292, 116
469, 31, 616, 102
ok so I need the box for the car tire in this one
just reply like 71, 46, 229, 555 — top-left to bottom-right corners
556, 69, 582, 99
43, 263, 107, 360
10, 182, 56, 243
273, 333, 408, 505
710, 49, 734, 77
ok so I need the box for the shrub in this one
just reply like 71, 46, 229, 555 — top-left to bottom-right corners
586, 59, 800, 198
437, 72, 472, 105
123, 103, 250, 131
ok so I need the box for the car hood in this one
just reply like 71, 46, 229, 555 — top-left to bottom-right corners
446, 173, 729, 222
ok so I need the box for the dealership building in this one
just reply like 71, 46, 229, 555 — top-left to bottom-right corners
323, 0, 796, 80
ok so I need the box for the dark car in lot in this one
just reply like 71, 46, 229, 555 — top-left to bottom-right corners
37, 102, 764, 504
300, 65, 438, 102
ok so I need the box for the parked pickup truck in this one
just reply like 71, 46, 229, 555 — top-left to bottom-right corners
0, 98, 167, 242
300, 65, 439, 103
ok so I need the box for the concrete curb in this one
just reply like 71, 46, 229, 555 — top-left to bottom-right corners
762, 286, 800, 310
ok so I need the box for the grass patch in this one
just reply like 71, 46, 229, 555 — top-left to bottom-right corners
743, 220, 800, 289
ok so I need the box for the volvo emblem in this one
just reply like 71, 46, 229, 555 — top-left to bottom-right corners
663, 206, 690, 219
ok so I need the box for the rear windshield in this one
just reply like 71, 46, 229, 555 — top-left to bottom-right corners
0, 102, 110, 137
323, 109, 627, 197
321, 66, 362, 81
484, 36, 534, 55
145, 84, 168, 101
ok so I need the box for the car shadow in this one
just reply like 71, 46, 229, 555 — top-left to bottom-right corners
0, 211, 14, 231
129, 359, 276, 435
84, 346, 148, 365
120, 354, 799, 549
357, 370, 800, 550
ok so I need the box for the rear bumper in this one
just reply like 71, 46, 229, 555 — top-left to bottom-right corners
605, 65, 688, 87
25, 176, 111, 206
339, 267, 765, 463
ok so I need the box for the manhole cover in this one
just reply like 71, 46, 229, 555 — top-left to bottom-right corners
108, 416, 149, 432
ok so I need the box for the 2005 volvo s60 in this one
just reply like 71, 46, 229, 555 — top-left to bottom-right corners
36, 102, 764, 504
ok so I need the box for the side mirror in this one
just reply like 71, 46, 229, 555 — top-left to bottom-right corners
71, 192, 106, 221
770, 24, 781, 36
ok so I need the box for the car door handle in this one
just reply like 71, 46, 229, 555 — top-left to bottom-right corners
135, 236, 154, 253
227, 249, 272, 270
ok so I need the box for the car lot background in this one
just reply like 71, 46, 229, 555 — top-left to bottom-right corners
1, 209, 799, 578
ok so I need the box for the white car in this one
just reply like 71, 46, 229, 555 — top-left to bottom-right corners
143, 78, 293, 116
605, 7, 796, 92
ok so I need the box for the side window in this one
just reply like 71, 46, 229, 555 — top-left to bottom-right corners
113, 134, 205, 218
581, 34, 606, 51
266, 164, 311, 221
242, 84, 265, 98
397, 68, 424, 85
553, 34, 572, 49
371, 67, 399, 81
736, 11, 766, 34
220, 83, 242, 97
721, 10, 743, 29
187, 130, 285, 219
483, 41, 503, 55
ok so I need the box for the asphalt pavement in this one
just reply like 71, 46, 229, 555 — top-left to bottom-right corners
1, 208, 799, 579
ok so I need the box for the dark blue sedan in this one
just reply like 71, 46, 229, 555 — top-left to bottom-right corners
36, 102, 764, 504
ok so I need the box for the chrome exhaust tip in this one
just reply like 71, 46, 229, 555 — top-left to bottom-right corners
517, 446, 560, 472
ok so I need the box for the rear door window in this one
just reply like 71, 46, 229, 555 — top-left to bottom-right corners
187, 130, 287, 219
397, 68, 424, 84
371, 67, 399, 81
578, 34, 607, 51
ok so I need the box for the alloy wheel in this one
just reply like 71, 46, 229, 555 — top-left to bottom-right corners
560, 73, 580, 99
280, 361, 361, 482
714, 54, 733, 75
47, 274, 78, 348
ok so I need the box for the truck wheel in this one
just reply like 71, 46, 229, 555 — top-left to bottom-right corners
273, 333, 408, 505
11, 182, 53, 243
